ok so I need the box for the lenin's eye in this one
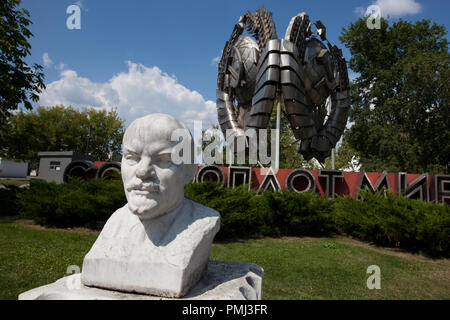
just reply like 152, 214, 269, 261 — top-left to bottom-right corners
154, 154, 173, 169
125, 154, 140, 165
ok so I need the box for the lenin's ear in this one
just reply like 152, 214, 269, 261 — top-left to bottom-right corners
184, 163, 198, 185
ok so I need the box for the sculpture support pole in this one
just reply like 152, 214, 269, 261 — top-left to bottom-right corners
332, 148, 335, 169
274, 93, 281, 170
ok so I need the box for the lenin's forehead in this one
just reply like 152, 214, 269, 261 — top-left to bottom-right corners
123, 115, 184, 152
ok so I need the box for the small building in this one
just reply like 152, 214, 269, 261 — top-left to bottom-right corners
37, 151, 84, 183
0, 158, 29, 178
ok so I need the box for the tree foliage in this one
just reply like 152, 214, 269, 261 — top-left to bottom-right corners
340, 18, 449, 173
0, 106, 125, 169
323, 139, 361, 171
0, 0, 45, 124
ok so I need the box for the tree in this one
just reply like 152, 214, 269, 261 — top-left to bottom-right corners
0, 106, 125, 170
323, 139, 361, 171
340, 18, 449, 173
0, 0, 45, 124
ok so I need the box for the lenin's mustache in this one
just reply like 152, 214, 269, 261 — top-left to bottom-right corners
126, 180, 160, 193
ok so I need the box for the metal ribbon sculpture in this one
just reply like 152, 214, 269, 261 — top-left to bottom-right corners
216, 6, 350, 163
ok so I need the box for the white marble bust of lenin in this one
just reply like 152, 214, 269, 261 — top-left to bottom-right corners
81, 114, 220, 298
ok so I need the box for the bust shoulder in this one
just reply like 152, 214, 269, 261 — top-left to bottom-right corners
190, 199, 221, 219
97, 205, 140, 240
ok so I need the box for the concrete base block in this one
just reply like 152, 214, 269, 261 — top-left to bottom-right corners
18, 261, 264, 300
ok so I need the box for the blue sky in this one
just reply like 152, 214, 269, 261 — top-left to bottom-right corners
20, 0, 450, 130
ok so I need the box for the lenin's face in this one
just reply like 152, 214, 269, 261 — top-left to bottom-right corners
121, 115, 192, 220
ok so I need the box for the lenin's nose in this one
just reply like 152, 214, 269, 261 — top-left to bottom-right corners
135, 159, 156, 180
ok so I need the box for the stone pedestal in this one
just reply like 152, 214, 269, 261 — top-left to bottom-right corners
18, 261, 264, 300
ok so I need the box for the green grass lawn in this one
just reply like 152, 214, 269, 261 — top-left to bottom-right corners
1, 217, 449, 300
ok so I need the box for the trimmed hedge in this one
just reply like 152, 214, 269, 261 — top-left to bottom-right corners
333, 190, 450, 257
0, 185, 23, 216
185, 182, 335, 239
12, 179, 450, 256
18, 179, 126, 230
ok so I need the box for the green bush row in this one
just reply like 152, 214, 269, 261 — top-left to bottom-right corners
7, 179, 450, 256
185, 182, 335, 239
0, 185, 23, 217
17, 179, 126, 230
333, 190, 450, 256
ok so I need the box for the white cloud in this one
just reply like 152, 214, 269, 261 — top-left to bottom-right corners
57, 63, 67, 71
75, 0, 88, 11
375, 0, 421, 17
210, 56, 221, 65
356, 0, 422, 17
354, 7, 366, 16
38, 61, 218, 131
42, 53, 53, 67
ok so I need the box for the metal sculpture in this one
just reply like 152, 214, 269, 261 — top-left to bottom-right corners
216, 6, 350, 163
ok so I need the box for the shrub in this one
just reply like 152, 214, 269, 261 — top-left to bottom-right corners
18, 178, 126, 229
185, 182, 336, 239
185, 182, 259, 239
0, 185, 23, 216
260, 191, 335, 236
15, 180, 450, 256
333, 190, 450, 257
